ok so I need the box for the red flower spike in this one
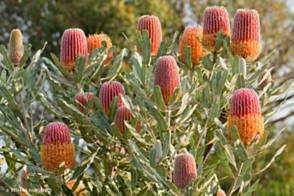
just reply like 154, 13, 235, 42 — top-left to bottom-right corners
41, 122, 75, 173
99, 81, 125, 116
137, 15, 162, 56
74, 92, 94, 113
202, 6, 230, 51
114, 105, 140, 135
8, 29, 23, 66
174, 154, 197, 189
60, 28, 88, 72
227, 88, 264, 146
230, 9, 261, 60
154, 56, 181, 103
179, 26, 205, 67
217, 190, 226, 196
87, 33, 113, 66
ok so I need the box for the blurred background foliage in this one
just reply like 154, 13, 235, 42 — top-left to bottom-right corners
0, 0, 293, 195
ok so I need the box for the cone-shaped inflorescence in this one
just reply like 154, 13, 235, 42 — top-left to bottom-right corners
41, 122, 75, 173
227, 88, 264, 146
99, 81, 125, 116
137, 15, 162, 56
60, 28, 88, 72
66, 180, 87, 195
230, 9, 261, 60
154, 56, 181, 104
174, 153, 197, 189
87, 33, 113, 66
114, 105, 140, 135
179, 26, 205, 67
258, 70, 271, 91
217, 189, 226, 196
154, 140, 162, 163
202, 6, 230, 51
74, 92, 94, 113
8, 29, 23, 66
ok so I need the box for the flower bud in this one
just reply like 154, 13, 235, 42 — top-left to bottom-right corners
239, 58, 247, 78
217, 189, 226, 196
87, 33, 113, 66
230, 9, 261, 60
154, 56, 181, 103
137, 15, 162, 56
41, 122, 75, 173
74, 92, 94, 113
66, 180, 87, 195
227, 88, 264, 146
202, 6, 230, 51
114, 105, 140, 135
258, 70, 271, 91
179, 26, 205, 67
174, 153, 197, 189
99, 81, 125, 116
60, 28, 88, 72
154, 140, 162, 163
8, 29, 23, 66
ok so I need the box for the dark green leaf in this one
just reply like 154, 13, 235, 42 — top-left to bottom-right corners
0, 45, 14, 71
18, 44, 32, 68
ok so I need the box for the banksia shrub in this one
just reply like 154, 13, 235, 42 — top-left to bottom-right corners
74, 92, 94, 113
154, 140, 162, 163
217, 189, 226, 196
99, 81, 125, 116
87, 33, 113, 66
41, 122, 75, 173
202, 6, 230, 51
179, 26, 205, 67
60, 28, 88, 72
154, 56, 181, 103
227, 88, 264, 146
174, 153, 197, 189
258, 70, 272, 90
230, 9, 261, 60
8, 29, 23, 66
66, 180, 87, 195
137, 15, 162, 55
114, 105, 140, 135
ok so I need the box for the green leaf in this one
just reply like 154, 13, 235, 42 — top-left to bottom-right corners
232, 55, 240, 76
243, 180, 259, 196
130, 167, 137, 192
74, 54, 86, 84
142, 30, 152, 66
169, 85, 181, 105
230, 125, 248, 162
103, 48, 127, 81
215, 70, 228, 95
125, 121, 149, 145
51, 53, 70, 76
111, 123, 124, 141
167, 31, 179, 54
237, 74, 246, 89
18, 44, 32, 68
155, 42, 168, 60
154, 85, 166, 110
13, 150, 32, 165
149, 148, 157, 168
222, 39, 232, 56
215, 141, 233, 176
207, 97, 220, 126
150, 107, 167, 130
28, 142, 42, 167
46, 177, 62, 192
62, 184, 74, 196
215, 29, 223, 51
0, 45, 14, 71
162, 132, 170, 159
184, 46, 192, 69
202, 55, 213, 71
0, 87, 18, 110
108, 96, 118, 122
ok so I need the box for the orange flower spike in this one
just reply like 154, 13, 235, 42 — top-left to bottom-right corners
227, 88, 264, 146
74, 92, 94, 113
60, 28, 88, 72
174, 154, 197, 189
230, 9, 261, 60
202, 6, 230, 51
114, 105, 140, 135
87, 33, 113, 66
66, 180, 88, 196
154, 56, 181, 104
137, 15, 162, 55
41, 122, 75, 173
179, 26, 205, 67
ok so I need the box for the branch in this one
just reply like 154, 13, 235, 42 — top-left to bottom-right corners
0, 178, 21, 196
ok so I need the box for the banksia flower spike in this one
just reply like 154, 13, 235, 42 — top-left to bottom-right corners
114, 105, 140, 135
99, 81, 125, 116
174, 153, 197, 189
137, 15, 162, 56
154, 56, 181, 104
227, 88, 264, 146
154, 140, 162, 163
217, 189, 226, 196
66, 180, 87, 195
179, 26, 205, 67
41, 122, 75, 173
202, 6, 230, 51
87, 33, 113, 66
230, 9, 261, 60
60, 28, 88, 72
8, 29, 23, 66
258, 70, 272, 91
74, 92, 94, 113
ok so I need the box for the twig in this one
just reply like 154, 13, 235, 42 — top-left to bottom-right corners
227, 162, 244, 196
0, 178, 21, 196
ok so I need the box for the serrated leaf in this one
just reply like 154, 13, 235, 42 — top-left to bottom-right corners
130, 167, 137, 192
149, 148, 157, 168
154, 85, 166, 110
215, 141, 233, 176
51, 53, 70, 76
230, 126, 248, 162
73, 54, 85, 84
215, 70, 228, 95
28, 142, 42, 167
184, 46, 192, 69
108, 96, 118, 122
169, 85, 181, 105
162, 132, 170, 159
215, 29, 223, 51
150, 107, 167, 130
